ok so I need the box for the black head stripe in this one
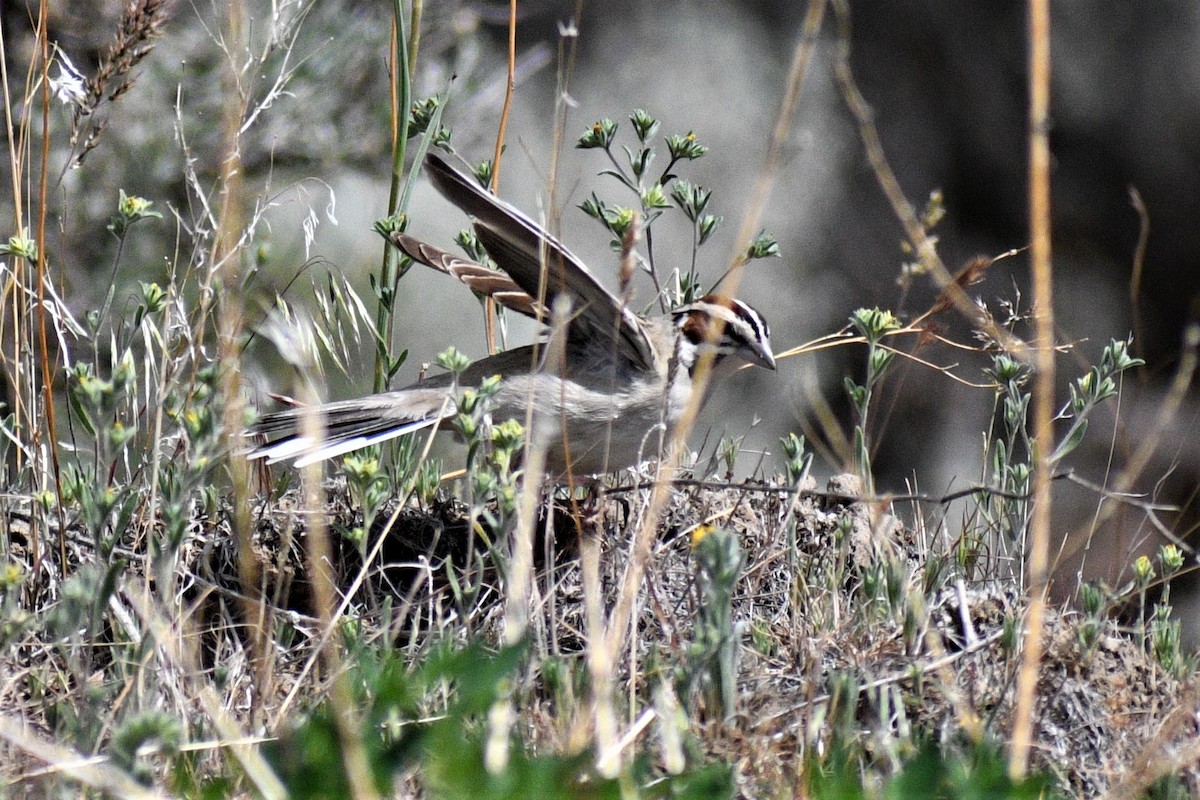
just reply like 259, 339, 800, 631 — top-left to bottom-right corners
729, 298, 769, 343
676, 297, 770, 356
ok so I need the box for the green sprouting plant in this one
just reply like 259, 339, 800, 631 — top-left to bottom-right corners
409, 95, 452, 148
99, 191, 162, 329
0, 560, 30, 650
1157, 544, 1185, 601
371, 10, 413, 394
107, 711, 181, 787
781, 432, 813, 486
1145, 545, 1194, 679
1150, 602, 1184, 677
1076, 581, 1108, 658
371, 68, 454, 391
981, 351, 1033, 544
806, 729, 1056, 800
1133, 554, 1155, 653
63, 355, 140, 557
687, 525, 744, 721
845, 307, 902, 495
413, 458, 443, 508
426, 346, 526, 626
53, 193, 187, 555
715, 434, 744, 479
577, 109, 778, 309
0, 229, 38, 261
1051, 338, 1143, 462
981, 338, 1142, 556
777, 431, 815, 607
342, 453, 391, 555
148, 369, 223, 604
437, 347, 484, 468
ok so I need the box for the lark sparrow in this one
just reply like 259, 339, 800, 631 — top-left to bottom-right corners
251, 153, 775, 477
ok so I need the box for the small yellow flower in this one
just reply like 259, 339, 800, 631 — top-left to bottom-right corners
1, 562, 23, 588
120, 193, 153, 217
691, 524, 715, 549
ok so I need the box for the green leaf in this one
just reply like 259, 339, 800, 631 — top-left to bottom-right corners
1052, 419, 1087, 461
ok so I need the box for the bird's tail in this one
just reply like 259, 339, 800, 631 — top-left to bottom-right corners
249, 390, 453, 467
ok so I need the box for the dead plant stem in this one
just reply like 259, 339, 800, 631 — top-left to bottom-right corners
35, 0, 66, 571
1010, 0, 1054, 778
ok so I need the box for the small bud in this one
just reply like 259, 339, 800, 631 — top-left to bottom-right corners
578, 194, 607, 222
0, 231, 38, 262
630, 109, 659, 142
107, 190, 161, 238
491, 419, 524, 452
606, 207, 636, 239
341, 454, 381, 483
409, 96, 440, 134
640, 184, 670, 210
577, 119, 617, 150
374, 213, 408, 239
140, 282, 167, 314
746, 230, 780, 260
666, 131, 708, 161
472, 160, 494, 189
35, 491, 56, 512
1133, 554, 1154, 588
988, 354, 1027, 386
108, 420, 136, 448
1159, 544, 1184, 575
697, 214, 721, 246
435, 346, 471, 375
1079, 581, 1105, 617
850, 307, 901, 343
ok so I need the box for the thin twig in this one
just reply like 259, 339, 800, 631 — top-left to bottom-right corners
604, 470, 1090, 508
36, 0, 65, 573
1010, 0, 1054, 777
490, 0, 518, 192
1127, 187, 1149, 372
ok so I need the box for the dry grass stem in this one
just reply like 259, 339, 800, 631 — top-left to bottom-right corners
1009, 0, 1056, 778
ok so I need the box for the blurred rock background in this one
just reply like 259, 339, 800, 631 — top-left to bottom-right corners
4, 1, 1197, 597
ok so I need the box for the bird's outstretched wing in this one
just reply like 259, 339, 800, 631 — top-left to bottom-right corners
419, 153, 656, 370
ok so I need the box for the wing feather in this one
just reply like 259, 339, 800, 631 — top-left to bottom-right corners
391, 233, 546, 322
423, 153, 655, 370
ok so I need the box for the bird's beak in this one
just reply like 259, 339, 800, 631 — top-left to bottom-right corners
758, 345, 777, 371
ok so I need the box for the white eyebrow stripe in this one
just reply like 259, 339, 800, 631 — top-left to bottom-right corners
711, 302, 762, 345
731, 299, 769, 341
705, 303, 746, 328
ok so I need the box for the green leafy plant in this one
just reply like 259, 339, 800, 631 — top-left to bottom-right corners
686, 525, 744, 721
577, 109, 778, 309
845, 307, 902, 495
266, 640, 733, 800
